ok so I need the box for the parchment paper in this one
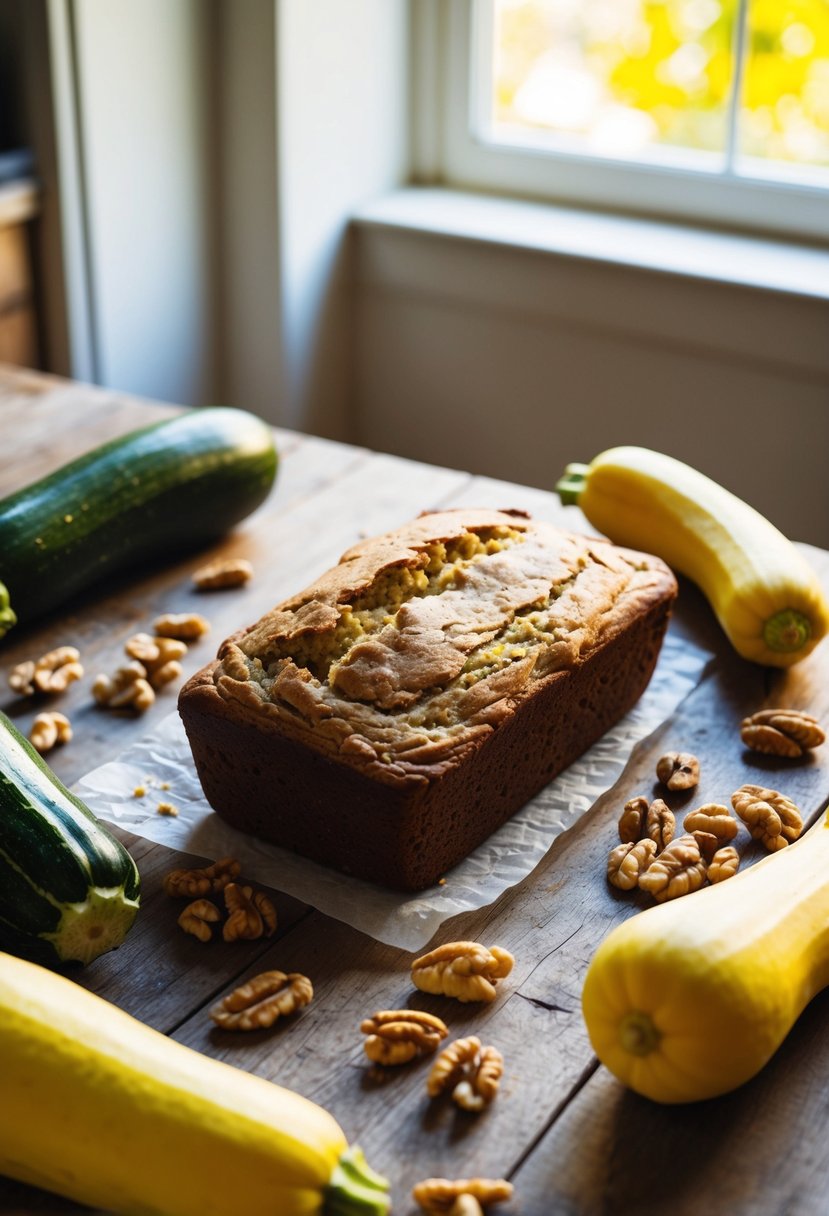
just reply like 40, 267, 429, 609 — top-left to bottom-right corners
75, 630, 711, 952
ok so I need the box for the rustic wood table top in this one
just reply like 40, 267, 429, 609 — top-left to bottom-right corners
2, 364, 828, 1216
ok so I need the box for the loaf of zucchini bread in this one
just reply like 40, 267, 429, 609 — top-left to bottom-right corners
178, 509, 677, 891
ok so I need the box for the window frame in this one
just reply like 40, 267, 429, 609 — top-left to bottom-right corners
413, 0, 829, 243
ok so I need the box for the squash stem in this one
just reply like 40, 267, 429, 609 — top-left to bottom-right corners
324, 1147, 391, 1216
556, 463, 590, 506
763, 609, 812, 655
0, 582, 16, 638
618, 1011, 661, 1057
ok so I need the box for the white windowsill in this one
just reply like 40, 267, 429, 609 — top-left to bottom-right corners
353, 187, 829, 303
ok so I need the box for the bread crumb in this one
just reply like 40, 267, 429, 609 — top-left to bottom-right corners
133, 785, 146, 797
438, 878, 446, 886
157, 801, 179, 817
160, 781, 170, 791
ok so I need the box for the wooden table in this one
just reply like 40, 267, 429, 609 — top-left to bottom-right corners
2, 364, 829, 1216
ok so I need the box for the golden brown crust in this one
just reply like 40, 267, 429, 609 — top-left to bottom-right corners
195, 510, 675, 786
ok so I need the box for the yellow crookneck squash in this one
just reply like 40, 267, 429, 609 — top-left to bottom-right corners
0, 951, 390, 1216
557, 446, 829, 667
582, 807, 829, 1104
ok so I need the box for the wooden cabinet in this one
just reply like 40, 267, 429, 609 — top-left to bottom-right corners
0, 179, 39, 368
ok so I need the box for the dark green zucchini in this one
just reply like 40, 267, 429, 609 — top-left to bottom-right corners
0, 711, 140, 966
0, 407, 277, 637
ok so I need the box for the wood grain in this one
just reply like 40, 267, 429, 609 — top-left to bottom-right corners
1, 369, 829, 1216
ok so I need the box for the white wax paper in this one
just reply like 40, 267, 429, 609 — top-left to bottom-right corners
75, 630, 711, 952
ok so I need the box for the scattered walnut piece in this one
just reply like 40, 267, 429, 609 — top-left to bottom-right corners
411, 941, 514, 1003
8, 659, 36, 696
656, 751, 700, 790
193, 557, 253, 590
152, 612, 210, 641
683, 803, 739, 845
427, 1035, 481, 1096
29, 711, 72, 753
218, 883, 277, 941
618, 795, 649, 843
740, 709, 825, 758
708, 846, 740, 884
607, 839, 657, 891
33, 646, 84, 695
732, 784, 803, 850
124, 633, 187, 689
163, 857, 241, 898
178, 899, 221, 942
412, 1177, 513, 1214
210, 971, 313, 1031
646, 799, 675, 851
638, 834, 707, 902
427, 1036, 504, 1112
361, 1009, 449, 1066
10, 647, 83, 696
92, 662, 155, 713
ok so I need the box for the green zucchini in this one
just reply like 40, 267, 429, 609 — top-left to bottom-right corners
0, 711, 140, 966
0, 407, 277, 637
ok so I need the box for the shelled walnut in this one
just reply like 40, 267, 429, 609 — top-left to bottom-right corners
646, 799, 675, 851
618, 796, 649, 843
152, 612, 210, 641
412, 1177, 513, 1214
163, 857, 241, 898
222, 883, 277, 942
708, 846, 740, 883
210, 971, 313, 1031
29, 711, 72, 753
124, 633, 187, 689
411, 941, 514, 1003
427, 1036, 504, 1112
732, 785, 803, 850
178, 899, 221, 942
740, 709, 825, 758
92, 663, 155, 713
638, 834, 707, 903
193, 557, 253, 590
656, 751, 700, 790
683, 803, 739, 846
361, 1010, 448, 1066
607, 839, 657, 891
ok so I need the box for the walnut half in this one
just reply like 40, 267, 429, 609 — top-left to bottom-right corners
413, 1177, 513, 1214
210, 970, 313, 1031
361, 1009, 448, 1066
731, 785, 803, 850
427, 1036, 504, 1112
741, 709, 825, 758
637, 834, 707, 902
411, 941, 514, 1003
656, 751, 700, 790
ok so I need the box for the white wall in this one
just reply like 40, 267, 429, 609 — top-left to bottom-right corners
353, 194, 829, 547
275, 0, 409, 436
71, 0, 215, 404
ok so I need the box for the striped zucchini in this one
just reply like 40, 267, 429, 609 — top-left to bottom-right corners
0, 712, 140, 966
0, 407, 277, 638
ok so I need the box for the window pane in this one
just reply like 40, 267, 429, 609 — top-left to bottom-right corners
739, 0, 829, 179
490, 0, 736, 165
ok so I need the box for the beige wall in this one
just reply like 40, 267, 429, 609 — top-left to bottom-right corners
353, 216, 829, 547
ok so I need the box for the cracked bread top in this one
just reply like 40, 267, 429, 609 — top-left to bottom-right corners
209, 509, 676, 788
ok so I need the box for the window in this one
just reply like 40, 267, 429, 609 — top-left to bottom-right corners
418, 0, 829, 240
